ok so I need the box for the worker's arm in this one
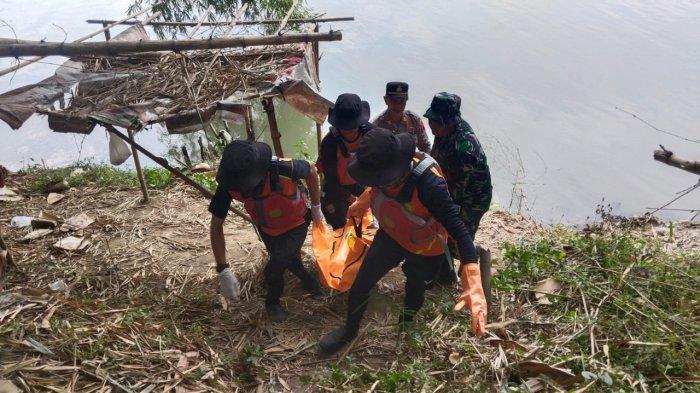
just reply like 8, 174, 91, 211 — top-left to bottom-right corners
210, 215, 228, 271
346, 187, 372, 220
208, 186, 241, 300
307, 164, 327, 228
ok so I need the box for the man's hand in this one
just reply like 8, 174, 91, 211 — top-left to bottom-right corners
346, 188, 372, 220
218, 267, 241, 300
453, 263, 487, 336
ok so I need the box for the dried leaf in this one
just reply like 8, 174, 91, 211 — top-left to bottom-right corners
535, 278, 562, 305
21, 229, 53, 242
448, 352, 461, 365
517, 360, 582, 387
24, 336, 54, 355
0, 187, 22, 202
53, 236, 91, 251
61, 213, 94, 231
47, 193, 65, 205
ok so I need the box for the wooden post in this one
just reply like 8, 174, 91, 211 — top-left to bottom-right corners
103, 124, 252, 223
316, 123, 323, 153
262, 97, 284, 157
245, 106, 255, 141
128, 128, 150, 203
102, 23, 111, 41
312, 23, 320, 82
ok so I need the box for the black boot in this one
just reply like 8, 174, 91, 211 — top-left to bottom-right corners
319, 326, 356, 354
302, 278, 329, 300
266, 303, 289, 323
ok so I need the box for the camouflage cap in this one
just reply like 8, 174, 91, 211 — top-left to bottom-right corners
423, 92, 461, 121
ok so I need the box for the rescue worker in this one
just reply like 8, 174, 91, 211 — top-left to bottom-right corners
210, 140, 326, 322
318, 128, 487, 354
424, 92, 493, 294
317, 93, 373, 229
372, 82, 431, 153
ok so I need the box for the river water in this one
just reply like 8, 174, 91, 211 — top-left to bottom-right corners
1, 0, 699, 223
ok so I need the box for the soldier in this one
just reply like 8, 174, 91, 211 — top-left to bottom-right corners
424, 92, 493, 290
372, 82, 431, 153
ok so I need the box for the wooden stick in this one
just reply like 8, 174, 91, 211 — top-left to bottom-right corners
262, 97, 284, 157
653, 147, 700, 176
128, 128, 150, 204
274, 0, 300, 35
316, 123, 322, 153
102, 124, 252, 223
0, 31, 342, 58
102, 23, 112, 41
245, 106, 255, 141
85, 17, 355, 27
0, 3, 161, 77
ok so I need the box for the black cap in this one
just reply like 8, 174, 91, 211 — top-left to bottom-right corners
347, 128, 416, 187
386, 81, 408, 96
216, 140, 272, 192
328, 93, 371, 130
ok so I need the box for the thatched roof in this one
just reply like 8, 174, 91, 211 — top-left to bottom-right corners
0, 22, 331, 134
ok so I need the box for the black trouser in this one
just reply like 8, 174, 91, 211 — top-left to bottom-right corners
344, 229, 444, 334
259, 213, 316, 306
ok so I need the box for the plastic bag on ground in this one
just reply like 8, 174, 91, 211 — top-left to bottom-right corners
312, 210, 376, 292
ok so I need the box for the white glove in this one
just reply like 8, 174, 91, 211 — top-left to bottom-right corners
311, 204, 323, 221
218, 268, 241, 300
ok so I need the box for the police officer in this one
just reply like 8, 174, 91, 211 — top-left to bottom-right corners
372, 82, 431, 153
210, 141, 326, 322
318, 128, 487, 354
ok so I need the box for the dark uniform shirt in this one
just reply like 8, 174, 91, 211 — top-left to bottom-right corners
431, 118, 492, 236
209, 159, 311, 219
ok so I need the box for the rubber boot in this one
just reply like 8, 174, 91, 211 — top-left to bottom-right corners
266, 303, 289, 323
302, 278, 329, 300
319, 326, 357, 354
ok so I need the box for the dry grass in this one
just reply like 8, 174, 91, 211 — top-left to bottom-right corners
1, 169, 697, 392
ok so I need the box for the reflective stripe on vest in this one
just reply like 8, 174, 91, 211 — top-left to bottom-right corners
370, 155, 448, 256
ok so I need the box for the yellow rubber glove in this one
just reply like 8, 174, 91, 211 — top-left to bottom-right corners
453, 263, 487, 337
346, 188, 372, 221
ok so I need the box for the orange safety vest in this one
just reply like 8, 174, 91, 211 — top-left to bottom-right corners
370, 155, 448, 256
230, 158, 308, 236
336, 148, 356, 186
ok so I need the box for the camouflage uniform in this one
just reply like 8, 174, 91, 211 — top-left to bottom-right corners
425, 93, 492, 237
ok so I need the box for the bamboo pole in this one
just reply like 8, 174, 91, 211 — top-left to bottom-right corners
261, 97, 284, 157
316, 123, 323, 153
0, 31, 342, 58
273, 0, 299, 35
128, 128, 150, 203
0, 4, 161, 77
102, 124, 253, 223
102, 23, 112, 41
245, 106, 255, 141
85, 17, 355, 27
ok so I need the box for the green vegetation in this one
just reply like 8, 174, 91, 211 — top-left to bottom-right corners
19, 161, 206, 193
315, 227, 699, 392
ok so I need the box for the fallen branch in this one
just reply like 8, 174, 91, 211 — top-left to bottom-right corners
653, 146, 700, 176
